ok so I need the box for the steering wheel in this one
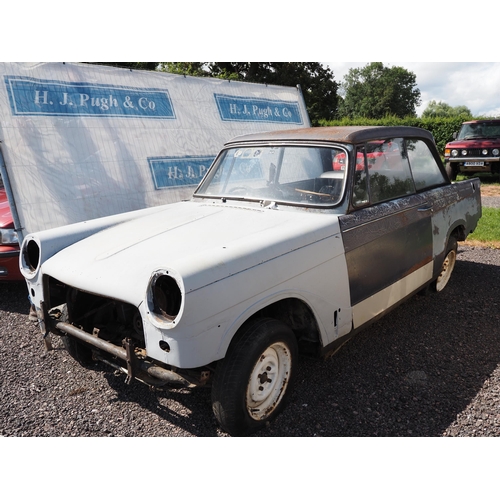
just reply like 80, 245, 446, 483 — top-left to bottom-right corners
295, 188, 332, 198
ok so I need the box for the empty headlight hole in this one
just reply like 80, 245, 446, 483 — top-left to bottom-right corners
24, 240, 40, 272
153, 275, 182, 321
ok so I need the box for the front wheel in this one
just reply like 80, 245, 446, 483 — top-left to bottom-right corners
445, 163, 458, 181
62, 335, 94, 365
211, 317, 298, 436
433, 236, 457, 292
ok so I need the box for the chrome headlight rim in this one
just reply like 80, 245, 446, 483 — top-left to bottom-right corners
493, 148, 500, 156
451, 149, 459, 157
147, 269, 184, 327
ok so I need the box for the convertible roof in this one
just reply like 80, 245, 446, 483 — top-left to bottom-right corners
225, 126, 435, 146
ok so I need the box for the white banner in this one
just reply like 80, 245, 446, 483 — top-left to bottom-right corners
0, 62, 310, 237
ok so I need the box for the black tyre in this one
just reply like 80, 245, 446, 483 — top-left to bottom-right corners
57, 304, 93, 365
445, 163, 457, 181
62, 336, 94, 365
432, 236, 458, 292
211, 317, 298, 436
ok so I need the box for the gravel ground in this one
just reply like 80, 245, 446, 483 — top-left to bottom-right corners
482, 196, 500, 208
1, 243, 499, 437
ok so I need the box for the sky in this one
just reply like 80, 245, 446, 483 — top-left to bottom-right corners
3, 6, 499, 120
325, 62, 500, 118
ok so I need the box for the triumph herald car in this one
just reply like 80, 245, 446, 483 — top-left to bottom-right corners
20, 126, 482, 435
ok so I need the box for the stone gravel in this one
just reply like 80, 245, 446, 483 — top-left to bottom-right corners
1, 244, 500, 437
481, 196, 500, 208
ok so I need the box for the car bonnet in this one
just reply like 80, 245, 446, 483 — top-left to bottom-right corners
41, 201, 342, 306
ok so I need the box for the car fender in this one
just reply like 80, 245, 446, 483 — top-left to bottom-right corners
214, 283, 353, 362
20, 204, 172, 302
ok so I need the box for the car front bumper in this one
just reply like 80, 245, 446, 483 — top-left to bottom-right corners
0, 248, 22, 281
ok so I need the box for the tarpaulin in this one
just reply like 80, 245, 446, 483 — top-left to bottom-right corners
0, 62, 309, 237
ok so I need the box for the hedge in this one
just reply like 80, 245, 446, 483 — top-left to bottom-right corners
319, 116, 470, 154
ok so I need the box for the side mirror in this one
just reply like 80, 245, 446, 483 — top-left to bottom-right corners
453, 132, 457, 139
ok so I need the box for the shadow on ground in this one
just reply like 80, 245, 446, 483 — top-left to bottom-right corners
2, 249, 499, 436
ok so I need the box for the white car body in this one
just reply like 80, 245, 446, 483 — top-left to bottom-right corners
20, 126, 482, 435
28, 202, 350, 367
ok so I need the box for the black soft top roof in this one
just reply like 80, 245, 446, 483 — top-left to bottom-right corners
225, 126, 435, 146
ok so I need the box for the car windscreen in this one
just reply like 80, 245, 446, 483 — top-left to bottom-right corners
458, 122, 500, 139
194, 145, 348, 207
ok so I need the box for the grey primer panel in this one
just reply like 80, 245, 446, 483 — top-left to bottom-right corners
340, 194, 433, 306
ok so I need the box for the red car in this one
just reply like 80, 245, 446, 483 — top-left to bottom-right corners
444, 119, 500, 180
0, 179, 22, 281
332, 140, 398, 171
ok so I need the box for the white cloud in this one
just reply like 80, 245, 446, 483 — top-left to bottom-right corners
325, 62, 500, 117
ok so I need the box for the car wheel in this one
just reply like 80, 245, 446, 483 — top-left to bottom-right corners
56, 304, 93, 365
445, 163, 458, 181
433, 236, 457, 292
62, 336, 94, 365
211, 317, 297, 436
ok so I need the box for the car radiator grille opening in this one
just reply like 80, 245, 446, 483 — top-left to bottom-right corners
47, 276, 146, 350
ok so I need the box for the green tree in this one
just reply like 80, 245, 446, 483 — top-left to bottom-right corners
339, 62, 421, 119
161, 62, 208, 77
422, 100, 472, 118
86, 62, 160, 71
163, 62, 340, 125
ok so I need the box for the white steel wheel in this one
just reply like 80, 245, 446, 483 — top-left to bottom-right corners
434, 237, 457, 292
211, 317, 298, 436
246, 341, 292, 421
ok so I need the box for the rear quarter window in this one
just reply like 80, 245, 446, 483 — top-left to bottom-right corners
406, 139, 446, 190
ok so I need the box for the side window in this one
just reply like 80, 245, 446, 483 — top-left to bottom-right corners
406, 139, 447, 190
367, 138, 415, 203
353, 138, 415, 207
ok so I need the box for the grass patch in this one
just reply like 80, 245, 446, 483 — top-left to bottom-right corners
465, 207, 500, 249
456, 173, 500, 186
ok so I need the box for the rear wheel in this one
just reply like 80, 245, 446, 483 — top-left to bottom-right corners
211, 317, 297, 436
433, 236, 457, 292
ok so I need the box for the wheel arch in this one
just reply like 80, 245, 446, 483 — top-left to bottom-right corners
217, 295, 324, 361
448, 222, 467, 242
433, 223, 463, 270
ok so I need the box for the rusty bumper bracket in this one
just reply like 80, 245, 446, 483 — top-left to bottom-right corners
54, 320, 194, 387
123, 338, 136, 385
39, 301, 53, 351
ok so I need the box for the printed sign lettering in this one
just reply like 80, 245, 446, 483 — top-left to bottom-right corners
215, 94, 303, 124
4, 76, 175, 118
148, 156, 216, 189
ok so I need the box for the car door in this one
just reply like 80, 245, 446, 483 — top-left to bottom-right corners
339, 138, 434, 330
404, 137, 453, 274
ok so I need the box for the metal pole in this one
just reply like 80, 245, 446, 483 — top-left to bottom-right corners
296, 84, 312, 128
